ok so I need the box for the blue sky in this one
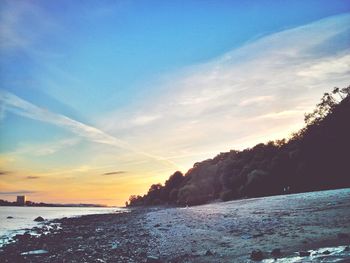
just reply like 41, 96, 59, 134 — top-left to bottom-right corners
0, 0, 349, 205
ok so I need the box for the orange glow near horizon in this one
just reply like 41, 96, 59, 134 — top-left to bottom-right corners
0, 121, 306, 206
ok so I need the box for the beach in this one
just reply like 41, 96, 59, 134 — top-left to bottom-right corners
0, 206, 121, 247
0, 188, 349, 262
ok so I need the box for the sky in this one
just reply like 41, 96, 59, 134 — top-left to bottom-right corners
0, 0, 349, 206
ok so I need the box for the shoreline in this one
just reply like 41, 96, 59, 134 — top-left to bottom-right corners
0, 206, 121, 248
0, 189, 350, 262
0, 208, 154, 262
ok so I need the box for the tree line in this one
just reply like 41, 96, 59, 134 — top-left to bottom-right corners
126, 85, 350, 207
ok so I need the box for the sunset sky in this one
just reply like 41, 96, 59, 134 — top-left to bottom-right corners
0, 1, 349, 206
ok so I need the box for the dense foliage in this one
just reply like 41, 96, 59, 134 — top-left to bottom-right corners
127, 86, 350, 207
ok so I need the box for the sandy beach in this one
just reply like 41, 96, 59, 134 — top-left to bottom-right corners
1, 188, 349, 262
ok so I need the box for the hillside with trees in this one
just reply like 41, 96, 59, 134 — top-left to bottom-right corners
127, 86, 350, 207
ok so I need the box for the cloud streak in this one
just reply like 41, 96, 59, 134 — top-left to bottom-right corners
100, 13, 350, 164
26, 176, 40, 179
7, 138, 80, 157
0, 90, 178, 169
102, 171, 127, 175
0, 1, 61, 51
0, 190, 37, 195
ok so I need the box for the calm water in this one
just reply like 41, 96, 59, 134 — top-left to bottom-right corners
0, 206, 126, 246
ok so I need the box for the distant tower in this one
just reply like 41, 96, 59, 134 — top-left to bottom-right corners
17, 195, 26, 205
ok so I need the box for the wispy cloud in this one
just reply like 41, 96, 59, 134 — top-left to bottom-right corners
249, 109, 309, 121
0, 190, 37, 195
26, 176, 40, 180
238, 96, 275, 107
7, 138, 80, 157
0, 1, 29, 50
0, 90, 178, 169
297, 54, 350, 78
102, 171, 127, 175
0, 1, 60, 51
0, 170, 11, 176
131, 114, 162, 126
100, 13, 350, 164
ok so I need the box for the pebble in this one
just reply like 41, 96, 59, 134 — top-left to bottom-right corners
146, 255, 161, 263
271, 248, 281, 257
21, 249, 49, 255
34, 216, 45, 222
250, 249, 263, 261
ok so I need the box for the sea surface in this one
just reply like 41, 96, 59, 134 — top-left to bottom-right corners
0, 206, 126, 247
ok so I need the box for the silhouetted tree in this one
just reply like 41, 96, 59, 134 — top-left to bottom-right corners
127, 85, 350, 207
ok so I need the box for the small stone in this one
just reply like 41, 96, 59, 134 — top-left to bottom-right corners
34, 216, 45, 222
21, 249, 49, 256
146, 255, 161, 263
299, 251, 310, 257
343, 246, 350, 252
250, 249, 263, 261
271, 248, 281, 257
153, 224, 161, 228
241, 234, 252, 239
322, 250, 330, 255
205, 250, 213, 256
7, 216, 14, 219
111, 241, 119, 249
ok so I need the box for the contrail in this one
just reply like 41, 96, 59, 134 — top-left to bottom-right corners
0, 90, 178, 169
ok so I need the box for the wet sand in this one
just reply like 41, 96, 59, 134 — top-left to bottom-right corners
0, 188, 349, 262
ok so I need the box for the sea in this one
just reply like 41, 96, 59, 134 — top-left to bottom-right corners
0, 206, 126, 247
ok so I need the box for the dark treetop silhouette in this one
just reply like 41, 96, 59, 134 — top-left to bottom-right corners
127, 86, 350, 207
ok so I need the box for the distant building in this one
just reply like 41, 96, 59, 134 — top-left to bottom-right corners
17, 195, 26, 205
